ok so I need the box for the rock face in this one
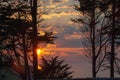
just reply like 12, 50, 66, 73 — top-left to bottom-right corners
0, 67, 22, 80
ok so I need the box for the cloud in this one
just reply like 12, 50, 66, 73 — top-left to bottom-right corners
42, 12, 77, 19
64, 32, 82, 40
55, 47, 83, 53
57, 39, 83, 48
46, 5, 57, 9
44, 47, 84, 54
56, 5, 72, 9
52, 0, 69, 4
41, 12, 79, 29
40, 43, 85, 57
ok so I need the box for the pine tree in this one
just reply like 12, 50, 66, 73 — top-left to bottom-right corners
37, 56, 73, 79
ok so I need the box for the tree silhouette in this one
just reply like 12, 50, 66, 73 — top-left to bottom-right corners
100, 0, 120, 77
0, 0, 56, 80
73, 0, 110, 77
0, 1, 32, 80
36, 56, 73, 79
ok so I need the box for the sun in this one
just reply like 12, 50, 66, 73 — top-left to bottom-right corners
37, 49, 42, 56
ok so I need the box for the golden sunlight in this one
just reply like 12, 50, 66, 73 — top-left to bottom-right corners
38, 65, 42, 70
37, 49, 42, 56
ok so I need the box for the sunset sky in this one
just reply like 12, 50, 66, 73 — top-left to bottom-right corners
37, 0, 112, 78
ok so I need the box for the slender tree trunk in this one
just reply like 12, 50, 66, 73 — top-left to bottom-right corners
22, 34, 31, 80
92, 0, 96, 78
23, 34, 27, 80
92, 18, 96, 78
31, 0, 38, 80
110, 0, 116, 78
24, 2, 31, 80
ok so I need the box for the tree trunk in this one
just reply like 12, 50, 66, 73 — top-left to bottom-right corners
22, 34, 31, 80
92, 18, 96, 78
110, 0, 116, 78
92, 0, 96, 78
31, 0, 38, 80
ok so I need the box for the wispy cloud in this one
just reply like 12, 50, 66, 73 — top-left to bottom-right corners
43, 47, 84, 56
42, 12, 78, 20
64, 32, 82, 40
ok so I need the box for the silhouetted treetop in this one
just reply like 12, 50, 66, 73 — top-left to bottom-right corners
37, 56, 73, 79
